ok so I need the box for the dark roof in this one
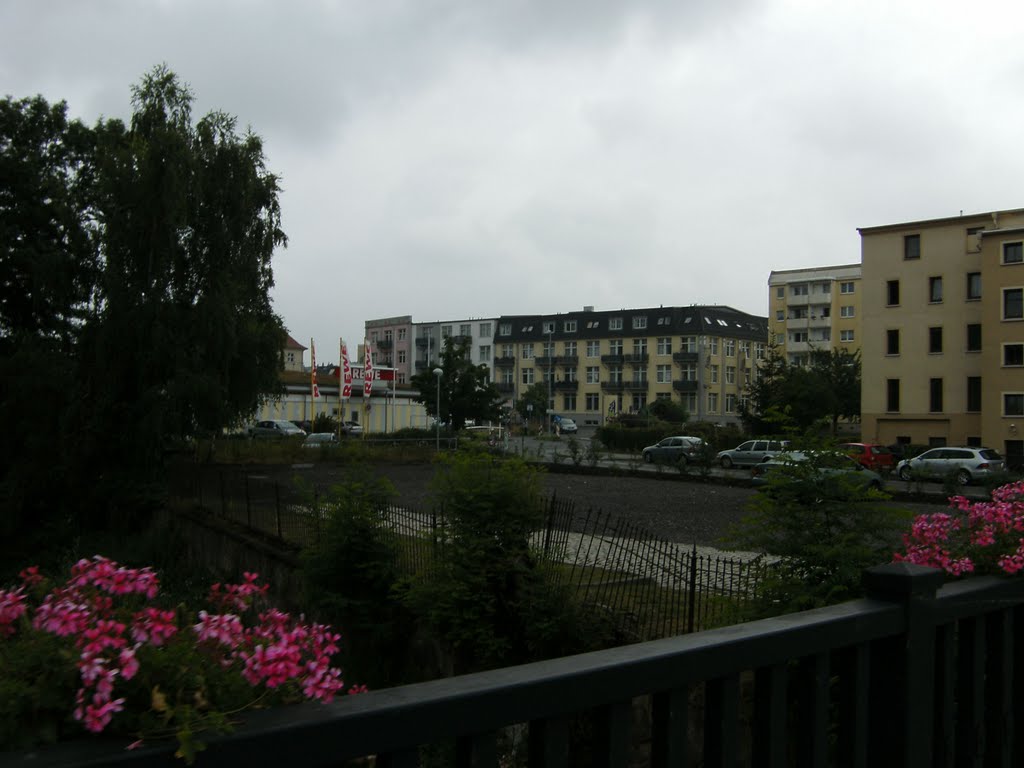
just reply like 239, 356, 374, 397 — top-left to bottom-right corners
495, 305, 767, 343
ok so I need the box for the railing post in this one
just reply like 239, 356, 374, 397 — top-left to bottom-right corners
862, 562, 945, 768
245, 474, 251, 528
686, 544, 698, 634
275, 482, 282, 540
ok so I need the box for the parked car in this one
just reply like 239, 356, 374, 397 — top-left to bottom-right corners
303, 432, 338, 449
552, 417, 578, 434
341, 420, 363, 436
751, 452, 884, 491
249, 419, 306, 439
716, 439, 790, 468
896, 447, 1005, 485
838, 443, 896, 473
641, 436, 704, 465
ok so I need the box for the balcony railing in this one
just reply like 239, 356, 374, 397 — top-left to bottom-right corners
601, 380, 625, 392
495, 382, 514, 393
623, 380, 649, 391
673, 380, 699, 392
601, 354, 625, 365
672, 351, 698, 364
553, 380, 578, 391
375, 339, 393, 350
553, 355, 579, 366
36, 564, 1024, 767
623, 353, 649, 365
493, 356, 515, 367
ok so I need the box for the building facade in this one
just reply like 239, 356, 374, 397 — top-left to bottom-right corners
493, 305, 768, 427
411, 318, 496, 379
767, 265, 862, 366
364, 315, 415, 385
859, 208, 1024, 466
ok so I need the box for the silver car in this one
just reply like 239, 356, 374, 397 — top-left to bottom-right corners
642, 436, 704, 465
897, 447, 1005, 485
249, 419, 306, 439
716, 439, 790, 469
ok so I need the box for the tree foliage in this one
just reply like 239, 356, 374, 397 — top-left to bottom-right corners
410, 336, 504, 431
514, 382, 550, 425
740, 347, 861, 435
1, 66, 287, 541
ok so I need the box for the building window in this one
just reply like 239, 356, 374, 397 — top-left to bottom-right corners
441, 325, 452, 338
724, 339, 736, 357
725, 366, 736, 384
755, 343, 766, 360
657, 337, 672, 355
680, 364, 697, 381
522, 344, 534, 359
776, 286, 784, 299
501, 369, 514, 385
967, 323, 982, 352
1004, 344, 1024, 367
884, 329, 901, 356
632, 316, 647, 330
775, 309, 784, 321
521, 368, 534, 385
1003, 242, 1023, 265
586, 341, 600, 357
707, 392, 719, 413
887, 280, 900, 306
286, 352, 295, 364
501, 343, 514, 358
631, 394, 648, 412
564, 320, 577, 333
967, 377, 982, 413
709, 338, 719, 355
563, 394, 576, 411
928, 327, 943, 354
1004, 393, 1024, 417
459, 324, 471, 336
774, 334, 785, 345
631, 368, 648, 385
681, 336, 697, 352
478, 345, 491, 361
479, 323, 491, 336
397, 350, 407, 364
791, 284, 808, 296
836, 330, 852, 342
609, 317, 623, 331
585, 393, 600, 411
542, 341, 555, 358
656, 364, 672, 383
1004, 288, 1024, 320
609, 339, 623, 355
840, 305, 854, 318
840, 281, 855, 294
564, 341, 577, 357
725, 394, 737, 413
929, 378, 943, 413
709, 365, 719, 384
586, 366, 600, 383
499, 323, 511, 336
791, 331, 808, 344
886, 379, 900, 412
542, 321, 555, 334
928, 276, 943, 303
608, 365, 623, 383
633, 338, 648, 356
398, 328, 407, 340
966, 272, 981, 301
904, 234, 921, 260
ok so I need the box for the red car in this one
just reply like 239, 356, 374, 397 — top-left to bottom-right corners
838, 443, 895, 473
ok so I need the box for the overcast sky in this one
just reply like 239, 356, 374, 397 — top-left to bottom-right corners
5, 0, 1024, 363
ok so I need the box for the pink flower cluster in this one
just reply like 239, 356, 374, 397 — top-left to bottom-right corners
895, 481, 1024, 576
0, 557, 356, 740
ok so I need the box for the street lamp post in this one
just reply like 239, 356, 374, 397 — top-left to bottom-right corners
433, 367, 443, 451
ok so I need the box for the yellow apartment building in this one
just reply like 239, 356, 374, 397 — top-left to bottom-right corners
493, 306, 768, 428
859, 208, 1024, 467
768, 265, 862, 366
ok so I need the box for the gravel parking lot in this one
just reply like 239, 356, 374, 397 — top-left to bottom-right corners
303, 462, 952, 549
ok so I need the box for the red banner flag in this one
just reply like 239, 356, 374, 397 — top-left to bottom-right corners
340, 339, 352, 399
363, 339, 374, 399
311, 338, 320, 399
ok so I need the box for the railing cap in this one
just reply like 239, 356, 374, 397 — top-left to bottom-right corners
862, 562, 945, 600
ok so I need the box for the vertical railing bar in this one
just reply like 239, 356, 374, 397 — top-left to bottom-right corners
528, 716, 569, 768
984, 608, 1013, 768
455, 731, 498, 768
594, 700, 632, 768
955, 616, 986, 767
704, 674, 739, 768
795, 652, 829, 768
752, 663, 787, 768
651, 688, 689, 768
934, 622, 956, 768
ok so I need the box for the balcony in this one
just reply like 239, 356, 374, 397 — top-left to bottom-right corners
600, 380, 625, 392
623, 353, 649, 365
495, 382, 514, 393
535, 356, 554, 366
624, 380, 649, 391
375, 339, 393, 350
34, 565, 1020, 768
673, 351, 698, 364
553, 380, 579, 391
493, 356, 515, 367
415, 337, 430, 348
553, 355, 579, 366
601, 354, 625, 365
673, 380, 699, 392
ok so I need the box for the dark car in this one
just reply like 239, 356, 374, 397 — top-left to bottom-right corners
641, 436, 704, 465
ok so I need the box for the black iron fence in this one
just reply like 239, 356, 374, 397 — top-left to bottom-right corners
168, 465, 766, 639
